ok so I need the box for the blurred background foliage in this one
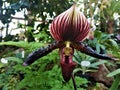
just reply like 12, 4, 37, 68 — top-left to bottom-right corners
0, 0, 120, 90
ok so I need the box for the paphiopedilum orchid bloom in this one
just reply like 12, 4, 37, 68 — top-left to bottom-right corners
23, 4, 115, 82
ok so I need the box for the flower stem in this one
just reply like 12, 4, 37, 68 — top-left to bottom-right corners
72, 74, 77, 90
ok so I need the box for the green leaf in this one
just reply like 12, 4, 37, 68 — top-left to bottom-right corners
96, 43, 100, 53
6, 57, 23, 63
94, 30, 102, 39
0, 63, 7, 68
90, 60, 107, 68
73, 68, 97, 74
2, 84, 10, 90
75, 76, 88, 85
107, 69, 120, 77
100, 44, 105, 50
0, 41, 45, 52
108, 39, 119, 50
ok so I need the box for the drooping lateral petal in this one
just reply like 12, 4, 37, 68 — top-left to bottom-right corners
72, 42, 116, 61
23, 41, 64, 65
50, 4, 90, 42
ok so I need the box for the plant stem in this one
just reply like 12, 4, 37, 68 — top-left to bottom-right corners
72, 74, 77, 90
109, 74, 120, 90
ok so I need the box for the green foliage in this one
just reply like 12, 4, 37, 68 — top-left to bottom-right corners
0, 0, 120, 90
88, 30, 120, 55
0, 40, 90, 90
107, 69, 120, 77
0, 57, 23, 90
108, 73, 120, 90
0, 55, 88, 90
103, 0, 120, 19
0, 41, 45, 53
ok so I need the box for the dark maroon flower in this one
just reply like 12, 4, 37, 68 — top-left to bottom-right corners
23, 4, 116, 83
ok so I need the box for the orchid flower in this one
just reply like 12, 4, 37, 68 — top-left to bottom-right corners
23, 4, 115, 82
